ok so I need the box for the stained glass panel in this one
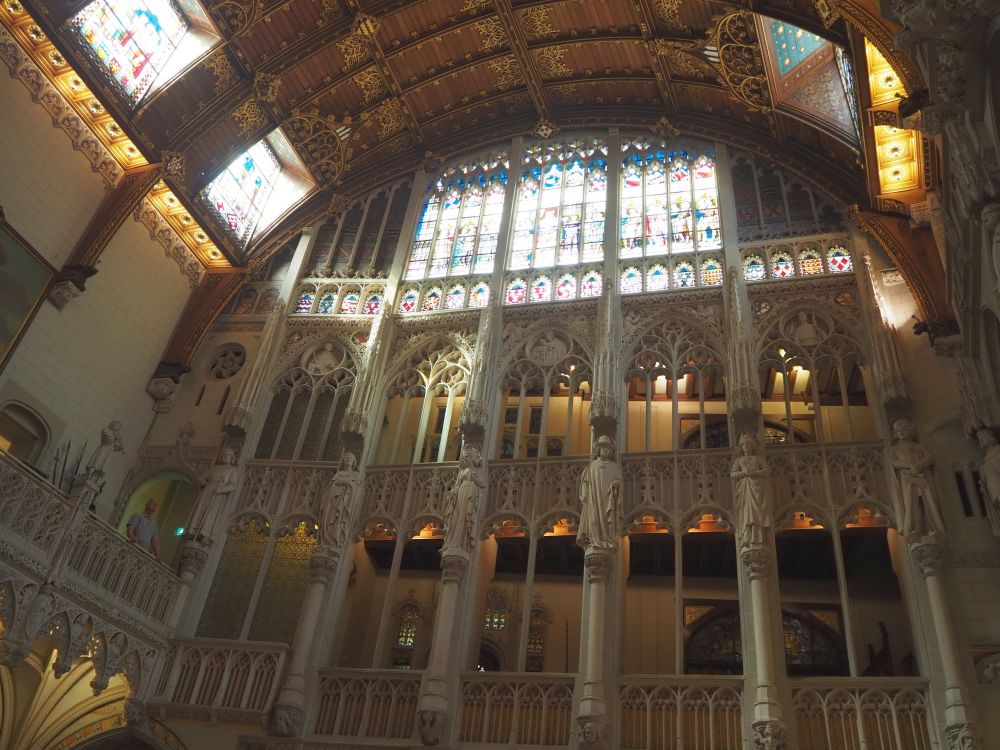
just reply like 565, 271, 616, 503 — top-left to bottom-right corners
555, 273, 576, 300
620, 266, 643, 294
673, 259, 696, 288
294, 292, 314, 314
445, 284, 466, 309
581, 270, 603, 298
799, 249, 824, 275
339, 292, 359, 314
421, 287, 443, 311
203, 141, 282, 248
647, 263, 669, 292
531, 276, 552, 303
771, 252, 795, 278
743, 254, 766, 282
827, 246, 853, 272
399, 289, 419, 313
397, 606, 418, 647
362, 292, 383, 315
506, 278, 527, 305
70, 0, 188, 106
469, 282, 490, 307
700, 257, 724, 286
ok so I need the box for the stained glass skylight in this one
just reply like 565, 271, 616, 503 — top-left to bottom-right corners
203, 141, 282, 249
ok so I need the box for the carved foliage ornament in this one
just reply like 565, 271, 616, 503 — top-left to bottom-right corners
201, 47, 237, 95
211, 0, 263, 36
231, 97, 267, 136
707, 11, 773, 115
284, 110, 351, 185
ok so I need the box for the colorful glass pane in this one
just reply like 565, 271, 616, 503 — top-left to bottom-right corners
827, 246, 853, 272
445, 284, 466, 309
620, 267, 643, 294
421, 288, 443, 311
646, 263, 669, 292
771, 252, 795, 278
743, 255, 766, 282
580, 271, 603, 298
556, 273, 576, 300
317, 292, 337, 314
399, 289, 419, 314
799, 249, 824, 275
701, 257, 724, 286
340, 292, 360, 314
469, 282, 490, 307
531, 277, 552, 303
673, 260, 696, 288
294, 292, 314, 314
506, 279, 527, 305
203, 140, 281, 248
70, 0, 188, 106
363, 293, 383, 315
397, 607, 418, 647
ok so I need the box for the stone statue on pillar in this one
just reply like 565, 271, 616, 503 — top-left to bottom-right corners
977, 428, 1000, 539
577, 435, 623, 551
731, 432, 772, 550
442, 446, 486, 555
888, 418, 947, 541
318, 451, 362, 552
85, 421, 123, 476
185, 445, 239, 542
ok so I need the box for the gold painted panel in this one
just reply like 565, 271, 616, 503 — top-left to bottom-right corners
248, 522, 317, 643
196, 520, 270, 639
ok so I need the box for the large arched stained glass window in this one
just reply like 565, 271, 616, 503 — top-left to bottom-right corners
509, 138, 608, 270
406, 152, 508, 281
620, 141, 721, 258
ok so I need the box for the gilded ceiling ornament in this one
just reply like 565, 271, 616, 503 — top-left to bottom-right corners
489, 55, 522, 91
201, 47, 237, 95
352, 66, 386, 103
651, 116, 679, 137
655, 0, 689, 33
550, 83, 579, 103
533, 46, 571, 81
533, 118, 558, 138
285, 110, 352, 185
519, 6, 558, 40
674, 83, 708, 111
320, 0, 341, 21
656, 41, 703, 79
373, 98, 405, 140
502, 91, 531, 110
474, 16, 507, 53
210, 0, 263, 36
706, 11, 773, 116
231, 97, 267, 135
327, 192, 352, 215
461, 0, 492, 12
253, 72, 281, 104
337, 32, 369, 71
160, 150, 186, 184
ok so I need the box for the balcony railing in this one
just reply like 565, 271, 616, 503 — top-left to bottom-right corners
0, 452, 180, 632
314, 668, 422, 743
458, 672, 575, 746
792, 678, 933, 750
152, 639, 288, 722
618, 676, 743, 750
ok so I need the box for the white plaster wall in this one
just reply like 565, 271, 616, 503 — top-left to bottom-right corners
0, 70, 105, 267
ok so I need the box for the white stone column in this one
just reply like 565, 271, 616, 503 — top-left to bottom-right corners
575, 547, 614, 748
269, 550, 340, 736
415, 550, 471, 746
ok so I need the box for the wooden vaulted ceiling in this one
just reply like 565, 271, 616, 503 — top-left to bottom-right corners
29, 0, 882, 267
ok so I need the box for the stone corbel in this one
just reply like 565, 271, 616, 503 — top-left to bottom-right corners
47, 265, 98, 310
269, 703, 305, 737
588, 390, 619, 441
147, 361, 192, 412
752, 719, 787, 749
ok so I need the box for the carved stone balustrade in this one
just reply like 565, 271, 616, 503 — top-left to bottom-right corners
618, 676, 744, 750
313, 668, 423, 742
150, 639, 289, 724
0, 452, 76, 572
791, 678, 934, 750
457, 672, 575, 746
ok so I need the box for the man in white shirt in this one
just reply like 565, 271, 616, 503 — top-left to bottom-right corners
127, 498, 162, 563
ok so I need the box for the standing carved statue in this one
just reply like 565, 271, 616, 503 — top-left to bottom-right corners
85, 421, 123, 475
889, 419, 947, 541
442, 446, 486, 554
186, 445, 239, 541
318, 452, 362, 551
977, 428, 1000, 538
577, 435, 623, 551
792, 311, 821, 347
731, 432, 772, 548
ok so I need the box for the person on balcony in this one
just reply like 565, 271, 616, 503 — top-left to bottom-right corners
127, 498, 162, 563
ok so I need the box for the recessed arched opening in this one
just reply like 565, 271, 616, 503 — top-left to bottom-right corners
0, 401, 49, 467
118, 471, 199, 566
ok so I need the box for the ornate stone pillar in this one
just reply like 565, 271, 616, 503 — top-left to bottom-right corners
576, 548, 614, 748
416, 550, 470, 746
723, 269, 761, 436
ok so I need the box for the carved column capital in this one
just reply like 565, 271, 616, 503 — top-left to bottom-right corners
309, 552, 339, 583
440, 551, 470, 583
124, 698, 149, 727
177, 544, 210, 577
416, 708, 447, 746
752, 719, 787, 749
269, 703, 305, 737
741, 546, 773, 581
588, 390, 619, 439
909, 539, 946, 576
576, 713, 608, 749
946, 722, 983, 750
584, 548, 613, 582
458, 397, 487, 448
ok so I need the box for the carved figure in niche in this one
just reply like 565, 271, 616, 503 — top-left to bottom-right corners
977, 428, 1000, 538
889, 419, 946, 541
305, 342, 341, 374
85, 421, 123, 475
731, 431, 772, 548
186, 445, 239, 541
577, 435, 623, 551
442, 446, 486, 554
318, 452, 362, 551
792, 311, 821, 347
529, 331, 570, 367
